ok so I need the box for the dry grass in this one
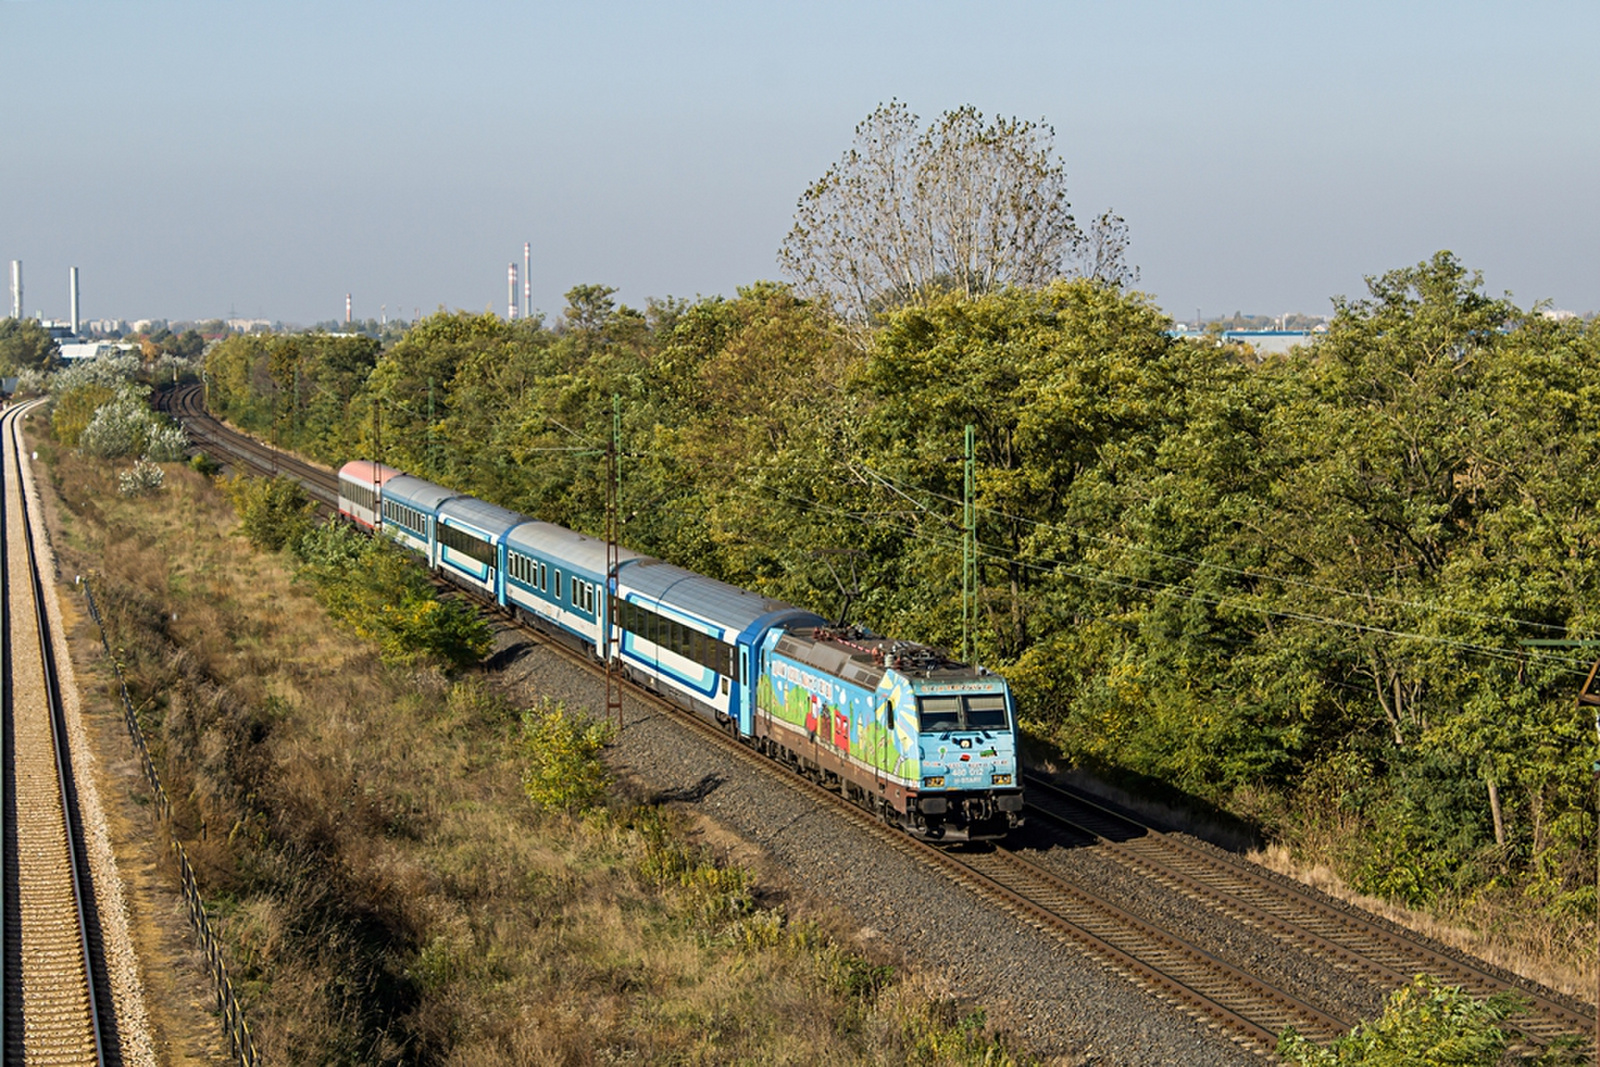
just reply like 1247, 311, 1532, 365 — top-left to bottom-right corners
1249, 841, 1594, 1001
48, 446, 1031, 1065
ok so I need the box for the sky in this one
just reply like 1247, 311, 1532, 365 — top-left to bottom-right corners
2, 0, 1596, 327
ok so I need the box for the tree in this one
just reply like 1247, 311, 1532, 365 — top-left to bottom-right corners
778, 101, 1133, 324
0, 318, 60, 372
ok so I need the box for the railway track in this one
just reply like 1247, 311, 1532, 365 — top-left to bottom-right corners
1019, 775, 1594, 1051
3, 398, 110, 1065
159, 386, 1599, 1059
157, 384, 337, 507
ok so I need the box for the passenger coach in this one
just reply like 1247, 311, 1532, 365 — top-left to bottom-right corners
613, 558, 824, 732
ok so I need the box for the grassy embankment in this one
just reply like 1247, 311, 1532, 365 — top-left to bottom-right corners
42, 439, 1031, 1065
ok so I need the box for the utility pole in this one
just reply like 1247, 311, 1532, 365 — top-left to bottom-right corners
427, 376, 437, 476
962, 423, 976, 666
605, 394, 623, 734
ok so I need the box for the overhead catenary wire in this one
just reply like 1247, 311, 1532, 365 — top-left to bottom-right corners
843, 458, 1600, 642
627, 455, 1597, 677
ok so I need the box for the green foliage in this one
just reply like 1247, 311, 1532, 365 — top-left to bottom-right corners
519, 701, 612, 813
293, 520, 494, 673
204, 330, 380, 465
50, 382, 116, 447
0, 318, 60, 372
221, 473, 316, 552
1277, 975, 1524, 1066
188, 256, 1600, 939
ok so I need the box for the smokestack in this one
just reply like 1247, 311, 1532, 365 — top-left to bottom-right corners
69, 266, 80, 336
508, 263, 518, 321
9, 261, 19, 320
523, 242, 531, 319
345, 293, 352, 324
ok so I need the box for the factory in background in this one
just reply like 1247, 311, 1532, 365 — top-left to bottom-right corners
3, 262, 134, 360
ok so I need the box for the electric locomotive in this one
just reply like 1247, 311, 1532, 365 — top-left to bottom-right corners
755, 625, 1023, 841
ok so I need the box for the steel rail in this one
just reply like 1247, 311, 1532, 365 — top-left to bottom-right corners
1023, 773, 1594, 1048
2, 398, 107, 1065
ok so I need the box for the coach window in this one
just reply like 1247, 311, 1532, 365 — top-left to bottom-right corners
554, 571, 563, 601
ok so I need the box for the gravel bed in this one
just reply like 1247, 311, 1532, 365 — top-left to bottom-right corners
487, 627, 1261, 1066
16, 415, 159, 1067
1012, 834, 1389, 1025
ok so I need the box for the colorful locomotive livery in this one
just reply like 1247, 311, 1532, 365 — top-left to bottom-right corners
336, 460, 1024, 841
755, 627, 1022, 840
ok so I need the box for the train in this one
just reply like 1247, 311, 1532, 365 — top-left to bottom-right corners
337, 459, 1024, 841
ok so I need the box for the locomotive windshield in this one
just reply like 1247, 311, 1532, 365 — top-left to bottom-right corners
917, 693, 1010, 732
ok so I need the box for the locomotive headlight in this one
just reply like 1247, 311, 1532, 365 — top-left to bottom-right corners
922, 776, 946, 788
991, 773, 1012, 785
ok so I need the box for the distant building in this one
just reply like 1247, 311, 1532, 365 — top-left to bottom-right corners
59, 340, 138, 361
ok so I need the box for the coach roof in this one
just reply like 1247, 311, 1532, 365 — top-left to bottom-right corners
505, 521, 649, 576
618, 557, 820, 633
381, 474, 458, 513
438, 495, 527, 540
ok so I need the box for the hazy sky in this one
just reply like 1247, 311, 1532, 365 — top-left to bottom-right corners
3, 0, 1596, 326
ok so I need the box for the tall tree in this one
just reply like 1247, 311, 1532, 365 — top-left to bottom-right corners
778, 101, 1133, 324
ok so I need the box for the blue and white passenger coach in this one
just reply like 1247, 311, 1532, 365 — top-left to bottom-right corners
503, 521, 645, 655
370, 473, 454, 560
434, 494, 526, 599
612, 558, 824, 731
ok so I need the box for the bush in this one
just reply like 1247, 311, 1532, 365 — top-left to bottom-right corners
117, 459, 165, 496
221, 473, 316, 552
144, 420, 189, 461
293, 519, 493, 673
1277, 975, 1527, 1066
77, 389, 151, 458
520, 701, 612, 813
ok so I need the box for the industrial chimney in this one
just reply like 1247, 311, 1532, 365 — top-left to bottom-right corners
69, 266, 80, 336
9, 261, 19, 320
508, 263, 518, 321
523, 242, 531, 320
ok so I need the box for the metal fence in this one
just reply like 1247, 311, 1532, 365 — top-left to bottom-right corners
82, 580, 261, 1067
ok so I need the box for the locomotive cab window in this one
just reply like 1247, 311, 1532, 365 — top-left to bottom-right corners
916, 694, 1010, 732
918, 697, 962, 732
966, 695, 1009, 730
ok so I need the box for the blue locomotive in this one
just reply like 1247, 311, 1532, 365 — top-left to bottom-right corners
337, 460, 1024, 841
